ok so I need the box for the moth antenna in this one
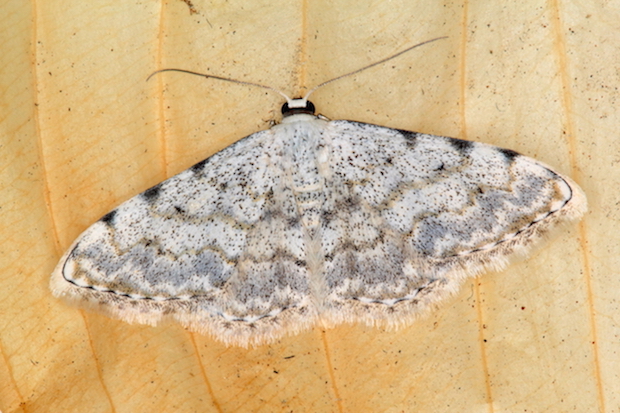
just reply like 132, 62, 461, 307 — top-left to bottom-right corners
302, 36, 448, 102
147, 68, 294, 106
147, 36, 448, 108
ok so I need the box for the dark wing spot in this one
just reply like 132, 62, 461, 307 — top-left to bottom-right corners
336, 196, 360, 211
397, 130, 419, 147
191, 159, 208, 174
341, 240, 359, 252
262, 207, 286, 223
142, 184, 162, 202
497, 147, 520, 163
447, 137, 474, 154
345, 196, 360, 209
99, 210, 117, 225
321, 209, 335, 224
266, 188, 275, 200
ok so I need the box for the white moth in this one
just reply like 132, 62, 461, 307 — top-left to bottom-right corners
51, 40, 586, 347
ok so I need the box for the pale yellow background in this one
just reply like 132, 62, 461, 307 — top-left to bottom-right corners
0, 0, 616, 412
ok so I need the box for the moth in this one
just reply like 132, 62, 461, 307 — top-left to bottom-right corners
51, 39, 586, 347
